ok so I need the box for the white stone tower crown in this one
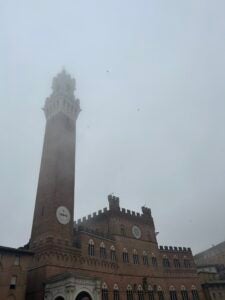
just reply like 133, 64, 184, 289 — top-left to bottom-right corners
43, 69, 81, 121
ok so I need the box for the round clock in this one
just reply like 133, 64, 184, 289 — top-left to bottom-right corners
132, 225, 142, 239
56, 206, 71, 225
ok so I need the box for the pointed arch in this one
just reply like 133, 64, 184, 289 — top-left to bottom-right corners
88, 239, 94, 256
181, 286, 189, 300
100, 241, 107, 259
126, 285, 133, 300
157, 286, 164, 300
102, 282, 108, 289
142, 251, 148, 265
137, 285, 144, 300
162, 255, 170, 268
113, 284, 120, 300
147, 285, 154, 300
151, 253, 157, 267
122, 248, 129, 263
191, 286, 199, 300
100, 241, 105, 248
102, 282, 108, 300
169, 286, 178, 300
133, 249, 139, 264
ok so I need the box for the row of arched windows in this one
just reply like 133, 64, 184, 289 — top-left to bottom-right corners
88, 240, 191, 268
101, 283, 199, 300
88, 241, 116, 261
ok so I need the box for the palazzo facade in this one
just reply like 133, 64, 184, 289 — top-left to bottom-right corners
0, 71, 204, 300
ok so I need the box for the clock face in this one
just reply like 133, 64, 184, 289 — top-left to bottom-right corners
56, 206, 71, 225
132, 225, 142, 239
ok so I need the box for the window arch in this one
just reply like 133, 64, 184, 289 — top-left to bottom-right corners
157, 286, 165, 300
133, 249, 139, 264
162, 255, 170, 268
191, 286, 199, 300
143, 251, 149, 265
184, 257, 191, 268
169, 286, 178, 300
120, 224, 126, 236
151, 254, 157, 267
100, 241, 105, 247
102, 283, 109, 300
181, 286, 189, 300
9, 276, 17, 290
88, 239, 94, 256
100, 242, 107, 259
126, 285, 133, 300
148, 285, 154, 300
113, 284, 120, 300
137, 285, 144, 300
123, 248, 129, 263
173, 255, 181, 268
111, 245, 116, 261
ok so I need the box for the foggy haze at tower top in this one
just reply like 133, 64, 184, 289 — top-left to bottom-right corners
1, 0, 225, 254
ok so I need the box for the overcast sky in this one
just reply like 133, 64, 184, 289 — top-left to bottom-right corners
1, 0, 225, 254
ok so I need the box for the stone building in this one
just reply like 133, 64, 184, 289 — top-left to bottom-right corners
194, 242, 225, 267
194, 243, 225, 299
0, 246, 33, 300
0, 70, 204, 300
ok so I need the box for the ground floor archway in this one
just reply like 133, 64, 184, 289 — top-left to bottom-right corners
76, 291, 92, 300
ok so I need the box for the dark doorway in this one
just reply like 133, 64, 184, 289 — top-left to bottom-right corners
76, 291, 92, 300
55, 297, 65, 300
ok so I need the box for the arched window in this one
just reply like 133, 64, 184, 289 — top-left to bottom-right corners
184, 257, 191, 268
113, 284, 120, 300
173, 256, 181, 268
181, 286, 189, 300
148, 285, 154, 300
100, 242, 107, 259
151, 254, 157, 267
191, 286, 199, 300
143, 251, 149, 265
127, 285, 133, 300
120, 225, 126, 236
133, 249, 139, 264
157, 286, 164, 300
111, 245, 116, 261
162, 255, 170, 268
88, 239, 94, 256
137, 285, 144, 300
169, 286, 178, 300
14, 255, 20, 266
102, 283, 109, 300
123, 248, 129, 263
9, 276, 17, 290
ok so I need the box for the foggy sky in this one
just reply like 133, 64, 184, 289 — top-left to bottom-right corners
1, 0, 225, 254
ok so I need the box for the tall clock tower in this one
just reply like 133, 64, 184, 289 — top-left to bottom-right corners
30, 70, 80, 246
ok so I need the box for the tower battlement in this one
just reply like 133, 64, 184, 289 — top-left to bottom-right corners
43, 69, 81, 121
74, 196, 153, 227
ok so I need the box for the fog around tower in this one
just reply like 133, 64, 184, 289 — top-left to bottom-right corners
1, 0, 225, 254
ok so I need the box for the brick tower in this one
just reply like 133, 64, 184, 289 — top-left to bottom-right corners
30, 69, 80, 246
